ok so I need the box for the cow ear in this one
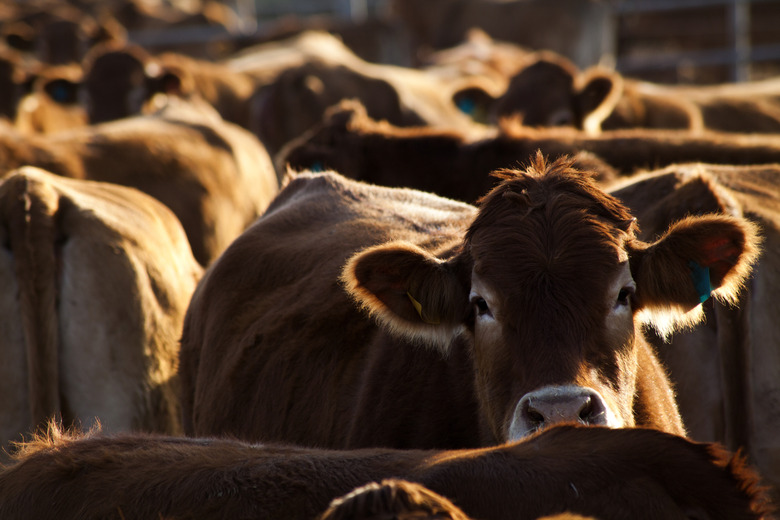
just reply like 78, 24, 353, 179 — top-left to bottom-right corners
342, 242, 468, 351
629, 214, 761, 336
575, 68, 623, 133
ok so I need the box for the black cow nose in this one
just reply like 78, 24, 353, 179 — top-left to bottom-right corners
510, 386, 610, 438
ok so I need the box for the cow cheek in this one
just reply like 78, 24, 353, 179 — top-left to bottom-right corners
471, 321, 514, 441
595, 316, 640, 426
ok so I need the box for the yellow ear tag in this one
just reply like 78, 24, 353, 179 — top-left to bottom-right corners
406, 291, 440, 325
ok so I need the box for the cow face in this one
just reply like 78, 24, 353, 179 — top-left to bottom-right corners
343, 155, 759, 443
82, 45, 150, 124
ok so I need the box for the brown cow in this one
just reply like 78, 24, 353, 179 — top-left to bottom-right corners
0, 166, 202, 456
318, 480, 473, 520
0, 424, 771, 520
81, 42, 257, 128
278, 100, 780, 203
489, 56, 780, 134
0, 98, 279, 265
247, 36, 482, 156
608, 162, 780, 502
180, 156, 759, 450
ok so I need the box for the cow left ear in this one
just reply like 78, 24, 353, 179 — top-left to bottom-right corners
342, 242, 468, 351
628, 214, 761, 336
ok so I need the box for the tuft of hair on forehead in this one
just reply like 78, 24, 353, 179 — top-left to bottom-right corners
470, 151, 638, 240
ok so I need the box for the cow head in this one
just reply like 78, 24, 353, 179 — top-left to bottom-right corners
342, 154, 760, 443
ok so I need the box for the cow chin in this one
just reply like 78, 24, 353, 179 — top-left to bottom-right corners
505, 385, 625, 441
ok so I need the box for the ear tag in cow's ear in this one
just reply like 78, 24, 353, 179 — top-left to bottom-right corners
689, 260, 713, 303
406, 291, 440, 325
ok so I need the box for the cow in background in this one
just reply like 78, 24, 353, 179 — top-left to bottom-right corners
487, 54, 780, 134
13, 64, 87, 134
0, 424, 771, 520
278, 100, 780, 202
318, 480, 473, 520
0, 98, 279, 266
0, 167, 202, 456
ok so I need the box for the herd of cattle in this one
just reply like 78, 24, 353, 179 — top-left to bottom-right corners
1, 1, 780, 519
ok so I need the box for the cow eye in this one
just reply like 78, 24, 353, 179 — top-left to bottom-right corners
616, 286, 634, 307
473, 297, 491, 317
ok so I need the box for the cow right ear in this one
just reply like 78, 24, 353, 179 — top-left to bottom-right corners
341, 242, 468, 351
628, 214, 761, 337
575, 68, 623, 133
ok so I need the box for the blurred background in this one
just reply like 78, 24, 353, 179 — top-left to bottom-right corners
4, 0, 780, 86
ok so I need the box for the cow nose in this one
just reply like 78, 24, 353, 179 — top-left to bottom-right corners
508, 386, 610, 439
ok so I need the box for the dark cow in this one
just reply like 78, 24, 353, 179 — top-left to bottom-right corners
278, 100, 780, 203
318, 480, 473, 520
0, 99, 279, 266
0, 167, 202, 456
0, 424, 771, 520
488, 56, 780, 134
180, 156, 759, 450
247, 34, 482, 156
81, 42, 257, 128
608, 162, 780, 501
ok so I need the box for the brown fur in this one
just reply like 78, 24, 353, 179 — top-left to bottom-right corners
0, 424, 772, 520
279, 101, 780, 203
0, 167, 202, 459
318, 480, 472, 520
0, 100, 279, 265
181, 157, 758, 450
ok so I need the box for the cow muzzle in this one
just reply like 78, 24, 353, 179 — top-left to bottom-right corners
507, 385, 619, 440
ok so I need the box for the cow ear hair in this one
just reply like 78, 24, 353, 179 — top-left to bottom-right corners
575, 68, 623, 134
629, 214, 761, 337
342, 242, 468, 352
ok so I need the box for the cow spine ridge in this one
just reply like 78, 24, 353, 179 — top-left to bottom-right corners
8, 172, 62, 431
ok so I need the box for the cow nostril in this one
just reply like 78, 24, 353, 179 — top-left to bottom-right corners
523, 400, 545, 429
578, 397, 593, 423
527, 409, 545, 428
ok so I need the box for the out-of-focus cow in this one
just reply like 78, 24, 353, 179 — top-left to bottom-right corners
279, 100, 780, 202
488, 55, 780, 134
0, 167, 202, 456
14, 64, 87, 134
81, 42, 257, 128
0, 99, 279, 265
0, 424, 770, 520
180, 156, 758, 451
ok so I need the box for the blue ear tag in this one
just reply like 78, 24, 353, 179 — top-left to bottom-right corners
456, 97, 476, 115
688, 260, 713, 303
310, 161, 324, 173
